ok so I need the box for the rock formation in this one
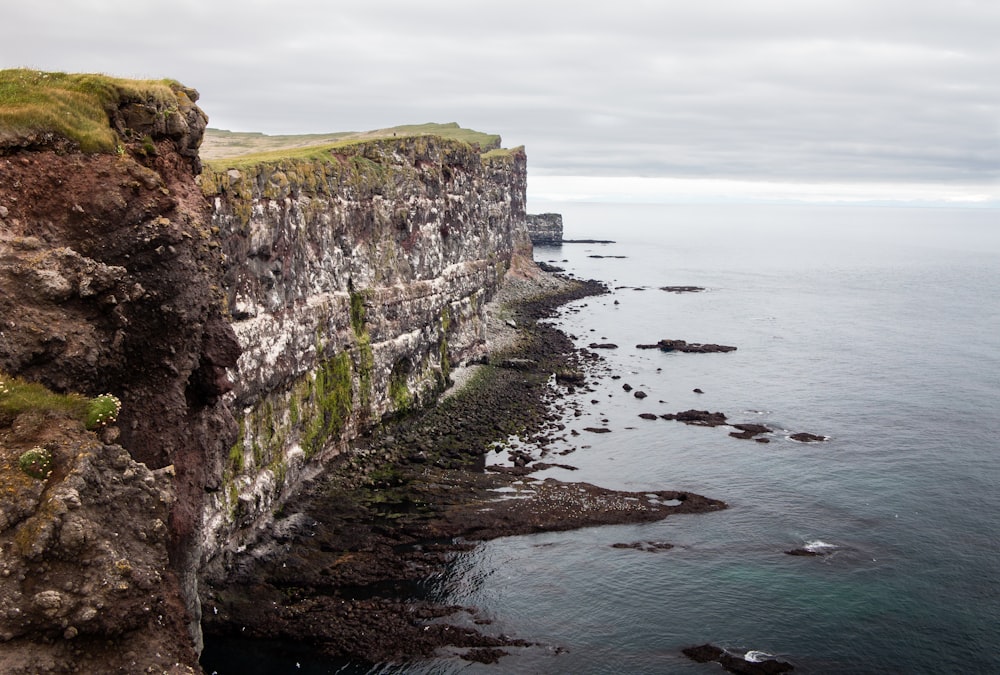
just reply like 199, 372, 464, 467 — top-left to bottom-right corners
526, 212, 563, 245
1, 71, 230, 672
200, 133, 528, 568
0, 70, 530, 671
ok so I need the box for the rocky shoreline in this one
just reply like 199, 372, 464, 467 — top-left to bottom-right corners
200, 269, 726, 667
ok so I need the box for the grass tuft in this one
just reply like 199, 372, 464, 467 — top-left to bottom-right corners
0, 68, 183, 153
0, 372, 121, 431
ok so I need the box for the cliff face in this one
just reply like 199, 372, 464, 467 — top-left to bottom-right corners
1, 71, 531, 670
0, 76, 232, 670
200, 138, 527, 560
526, 212, 563, 245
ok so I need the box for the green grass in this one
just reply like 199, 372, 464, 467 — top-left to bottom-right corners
0, 374, 88, 419
0, 68, 183, 153
0, 372, 120, 430
201, 122, 503, 168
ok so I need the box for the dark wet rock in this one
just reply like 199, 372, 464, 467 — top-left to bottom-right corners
489, 461, 580, 476
462, 647, 510, 664
654, 339, 737, 353
660, 286, 705, 293
588, 342, 619, 349
785, 548, 824, 557
537, 262, 564, 273
661, 410, 729, 427
638, 413, 659, 420
611, 541, 674, 552
729, 423, 773, 440
683, 644, 794, 674
790, 432, 827, 442
693, 388, 704, 394
755, 437, 771, 444
583, 427, 611, 434
531, 462, 578, 472
499, 357, 537, 370
555, 369, 585, 385
633, 390, 647, 399
561, 239, 616, 244
622, 383, 633, 392
588, 254, 627, 259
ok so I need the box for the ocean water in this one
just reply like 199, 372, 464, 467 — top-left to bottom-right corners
205, 202, 1000, 674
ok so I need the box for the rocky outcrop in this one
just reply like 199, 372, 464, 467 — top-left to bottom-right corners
199, 136, 528, 568
0, 429, 197, 674
637, 339, 737, 353
1, 78, 230, 669
526, 212, 563, 245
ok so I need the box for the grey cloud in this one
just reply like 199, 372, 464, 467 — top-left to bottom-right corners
3, 0, 998, 187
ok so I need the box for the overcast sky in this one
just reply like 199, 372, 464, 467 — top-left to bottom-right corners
4, 0, 998, 203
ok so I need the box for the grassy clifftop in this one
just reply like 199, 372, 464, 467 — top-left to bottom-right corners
0, 68, 192, 153
202, 122, 502, 163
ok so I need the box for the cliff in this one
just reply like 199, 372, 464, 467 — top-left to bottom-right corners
526, 212, 563, 245
0, 69, 231, 672
0, 70, 530, 671
199, 132, 528, 567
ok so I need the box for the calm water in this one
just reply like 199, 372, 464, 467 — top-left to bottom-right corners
205, 202, 1000, 674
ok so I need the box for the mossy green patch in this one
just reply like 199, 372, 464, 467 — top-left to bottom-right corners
0, 68, 186, 153
0, 372, 121, 435
389, 359, 412, 413
18, 447, 53, 480
302, 352, 354, 459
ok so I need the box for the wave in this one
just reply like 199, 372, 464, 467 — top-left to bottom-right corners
804, 539, 837, 553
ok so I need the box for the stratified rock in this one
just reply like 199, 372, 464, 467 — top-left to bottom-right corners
526, 213, 563, 245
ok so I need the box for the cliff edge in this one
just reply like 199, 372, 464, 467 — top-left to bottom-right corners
1, 69, 232, 672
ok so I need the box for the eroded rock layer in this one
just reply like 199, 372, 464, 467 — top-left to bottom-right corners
201, 138, 527, 564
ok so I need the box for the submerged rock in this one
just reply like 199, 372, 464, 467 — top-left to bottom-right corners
683, 643, 794, 673
790, 432, 827, 442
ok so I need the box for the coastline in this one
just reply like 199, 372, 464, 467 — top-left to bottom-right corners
200, 263, 726, 667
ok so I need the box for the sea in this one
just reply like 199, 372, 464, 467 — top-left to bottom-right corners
202, 201, 1000, 674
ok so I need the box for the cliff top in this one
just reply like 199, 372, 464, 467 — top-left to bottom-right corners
201, 123, 502, 162
0, 68, 199, 153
